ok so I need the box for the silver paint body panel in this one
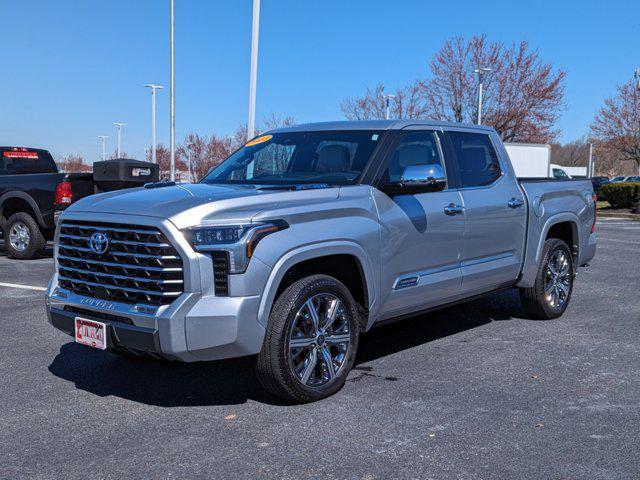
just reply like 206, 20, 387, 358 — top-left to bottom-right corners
45, 122, 596, 361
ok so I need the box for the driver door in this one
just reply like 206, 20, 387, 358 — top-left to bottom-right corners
372, 128, 464, 321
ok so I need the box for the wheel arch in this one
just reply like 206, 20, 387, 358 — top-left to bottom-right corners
0, 191, 46, 229
537, 214, 580, 265
518, 212, 580, 288
257, 241, 377, 331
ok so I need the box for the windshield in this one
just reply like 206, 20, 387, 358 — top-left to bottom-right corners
202, 130, 383, 186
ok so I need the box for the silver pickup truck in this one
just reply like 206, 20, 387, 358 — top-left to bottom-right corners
46, 120, 597, 402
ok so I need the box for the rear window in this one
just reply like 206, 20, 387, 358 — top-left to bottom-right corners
448, 132, 502, 187
0, 148, 58, 175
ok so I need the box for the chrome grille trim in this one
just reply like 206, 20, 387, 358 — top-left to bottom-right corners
57, 254, 182, 272
57, 221, 184, 306
57, 276, 182, 298
58, 265, 183, 284
59, 233, 170, 248
58, 244, 179, 260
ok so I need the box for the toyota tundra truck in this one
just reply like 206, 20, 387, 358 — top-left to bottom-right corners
45, 121, 597, 402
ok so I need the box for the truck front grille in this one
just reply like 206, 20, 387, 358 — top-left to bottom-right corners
57, 221, 184, 306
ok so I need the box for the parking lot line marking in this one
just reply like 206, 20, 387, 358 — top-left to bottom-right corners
595, 237, 638, 245
0, 282, 47, 292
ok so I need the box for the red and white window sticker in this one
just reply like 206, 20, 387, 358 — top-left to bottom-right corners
74, 317, 107, 350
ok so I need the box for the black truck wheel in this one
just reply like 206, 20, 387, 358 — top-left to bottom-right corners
256, 274, 360, 403
5, 212, 46, 260
519, 238, 574, 320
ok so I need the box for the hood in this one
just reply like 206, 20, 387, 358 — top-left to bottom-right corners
67, 183, 341, 228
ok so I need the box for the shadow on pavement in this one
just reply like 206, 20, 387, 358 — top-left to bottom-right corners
48, 288, 527, 407
0, 241, 54, 259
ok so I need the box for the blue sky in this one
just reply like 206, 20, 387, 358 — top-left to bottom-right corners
1, 0, 638, 162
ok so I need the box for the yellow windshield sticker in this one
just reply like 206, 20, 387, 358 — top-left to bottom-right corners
246, 134, 273, 147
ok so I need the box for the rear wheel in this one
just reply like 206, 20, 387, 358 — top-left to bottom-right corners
256, 274, 360, 403
520, 238, 574, 319
5, 212, 45, 260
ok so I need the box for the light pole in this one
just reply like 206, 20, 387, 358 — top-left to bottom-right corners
98, 136, 108, 161
169, 0, 176, 181
113, 123, 126, 158
144, 84, 164, 164
382, 93, 396, 120
247, 0, 261, 141
474, 67, 492, 125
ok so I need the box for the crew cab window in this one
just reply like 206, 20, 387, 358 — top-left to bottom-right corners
449, 132, 501, 187
0, 149, 57, 175
380, 131, 445, 184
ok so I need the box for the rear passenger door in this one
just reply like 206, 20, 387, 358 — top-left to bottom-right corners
447, 130, 527, 294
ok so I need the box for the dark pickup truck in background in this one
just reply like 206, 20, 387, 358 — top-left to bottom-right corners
0, 146, 158, 259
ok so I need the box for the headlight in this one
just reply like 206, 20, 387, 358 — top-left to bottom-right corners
183, 221, 288, 273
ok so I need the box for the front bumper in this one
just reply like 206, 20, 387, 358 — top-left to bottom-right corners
48, 306, 160, 355
46, 284, 266, 362
45, 211, 271, 362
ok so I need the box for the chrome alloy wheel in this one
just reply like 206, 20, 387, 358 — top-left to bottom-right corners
287, 293, 351, 387
544, 250, 571, 308
9, 222, 30, 252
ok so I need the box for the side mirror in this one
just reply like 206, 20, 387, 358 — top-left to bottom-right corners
379, 164, 447, 195
400, 164, 446, 189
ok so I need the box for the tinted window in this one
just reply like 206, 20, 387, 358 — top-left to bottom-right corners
553, 168, 569, 179
0, 149, 57, 175
449, 132, 501, 187
203, 131, 382, 185
379, 131, 445, 184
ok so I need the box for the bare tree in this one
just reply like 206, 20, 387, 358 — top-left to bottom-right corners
58, 155, 91, 172
107, 151, 130, 160
340, 83, 429, 120
146, 144, 187, 180
423, 35, 565, 143
590, 78, 640, 175
551, 138, 590, 167
342, 35, 565, 143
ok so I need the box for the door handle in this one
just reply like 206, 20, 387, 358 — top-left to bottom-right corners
444, 203, 465, 216
508, 197, 525, 209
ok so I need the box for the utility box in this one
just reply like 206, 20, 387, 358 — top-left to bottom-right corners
93, 158, 159, 191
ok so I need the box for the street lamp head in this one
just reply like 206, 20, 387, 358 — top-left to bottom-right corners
474, 67, 493, 79
144, 84, 165, 90
113, 122, 126, 128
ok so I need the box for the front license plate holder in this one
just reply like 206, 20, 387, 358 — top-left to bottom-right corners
74, 317, 107, 350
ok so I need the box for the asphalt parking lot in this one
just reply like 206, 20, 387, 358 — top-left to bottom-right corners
0, 219, 638, 480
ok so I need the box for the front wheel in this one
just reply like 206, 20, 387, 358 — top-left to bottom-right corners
256, 274, 360, 403
519, 238, 574, 319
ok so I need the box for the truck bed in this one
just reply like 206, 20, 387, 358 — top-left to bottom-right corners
516, 178, 597, 288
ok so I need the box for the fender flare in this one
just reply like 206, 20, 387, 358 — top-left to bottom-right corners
256, 241, 378, 328
0, 191, 46, 228
518, 212, 580, 288
534, 212, 580, 265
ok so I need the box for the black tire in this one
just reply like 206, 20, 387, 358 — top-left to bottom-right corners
519, 238, 574, 319
5, 212, 45, 260
256, 274, 360, 403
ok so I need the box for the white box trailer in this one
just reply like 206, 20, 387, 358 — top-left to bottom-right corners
504, 143, 551, 178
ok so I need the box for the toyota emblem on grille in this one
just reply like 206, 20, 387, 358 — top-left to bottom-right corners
89, 232, 110, 255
